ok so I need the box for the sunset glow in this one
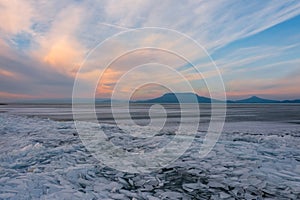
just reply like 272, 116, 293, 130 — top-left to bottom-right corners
0, 1, 300, 101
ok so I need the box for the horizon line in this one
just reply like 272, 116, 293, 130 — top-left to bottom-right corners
1, 93, 300, 104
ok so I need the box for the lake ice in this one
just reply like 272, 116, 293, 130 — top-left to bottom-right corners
0, 104, 300, 199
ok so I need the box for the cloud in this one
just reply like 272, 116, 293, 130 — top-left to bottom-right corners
0, 0, 300, 100
226, 67, 300, 100
0, 0, 33, 35
0, 91, 34, 100
188, 0, 300, 50
32, 4, 87, 75
0, 69, 18, 79
0, 38, 74, 100
96, 0, 300, 51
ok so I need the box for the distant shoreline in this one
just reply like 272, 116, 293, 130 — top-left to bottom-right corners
1, 93, 300, 105
1, 102, 300, 106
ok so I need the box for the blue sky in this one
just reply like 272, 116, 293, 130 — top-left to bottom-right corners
0, 0, 300, 101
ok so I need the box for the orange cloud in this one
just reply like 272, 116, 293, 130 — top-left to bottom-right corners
43, 37, 83, 75
96, 68, 123, 97
90, 48, 214, 99
32, 5, 86, 76
0, 91, 34, 100
0, 69, 18, 78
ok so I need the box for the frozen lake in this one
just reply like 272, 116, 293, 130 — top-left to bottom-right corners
0, 104, 300, 199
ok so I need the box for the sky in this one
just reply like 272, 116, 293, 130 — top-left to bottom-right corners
0, 0, 300, 101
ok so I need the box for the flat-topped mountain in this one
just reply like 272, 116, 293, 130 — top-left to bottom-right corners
136, 92, 213, 103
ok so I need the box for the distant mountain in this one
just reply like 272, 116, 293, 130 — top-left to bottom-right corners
281, 99, 300, 103
229, 96, 300, 103
135, 93, 300, 104
135, 92, 221, 103
229, 96, 280, 103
